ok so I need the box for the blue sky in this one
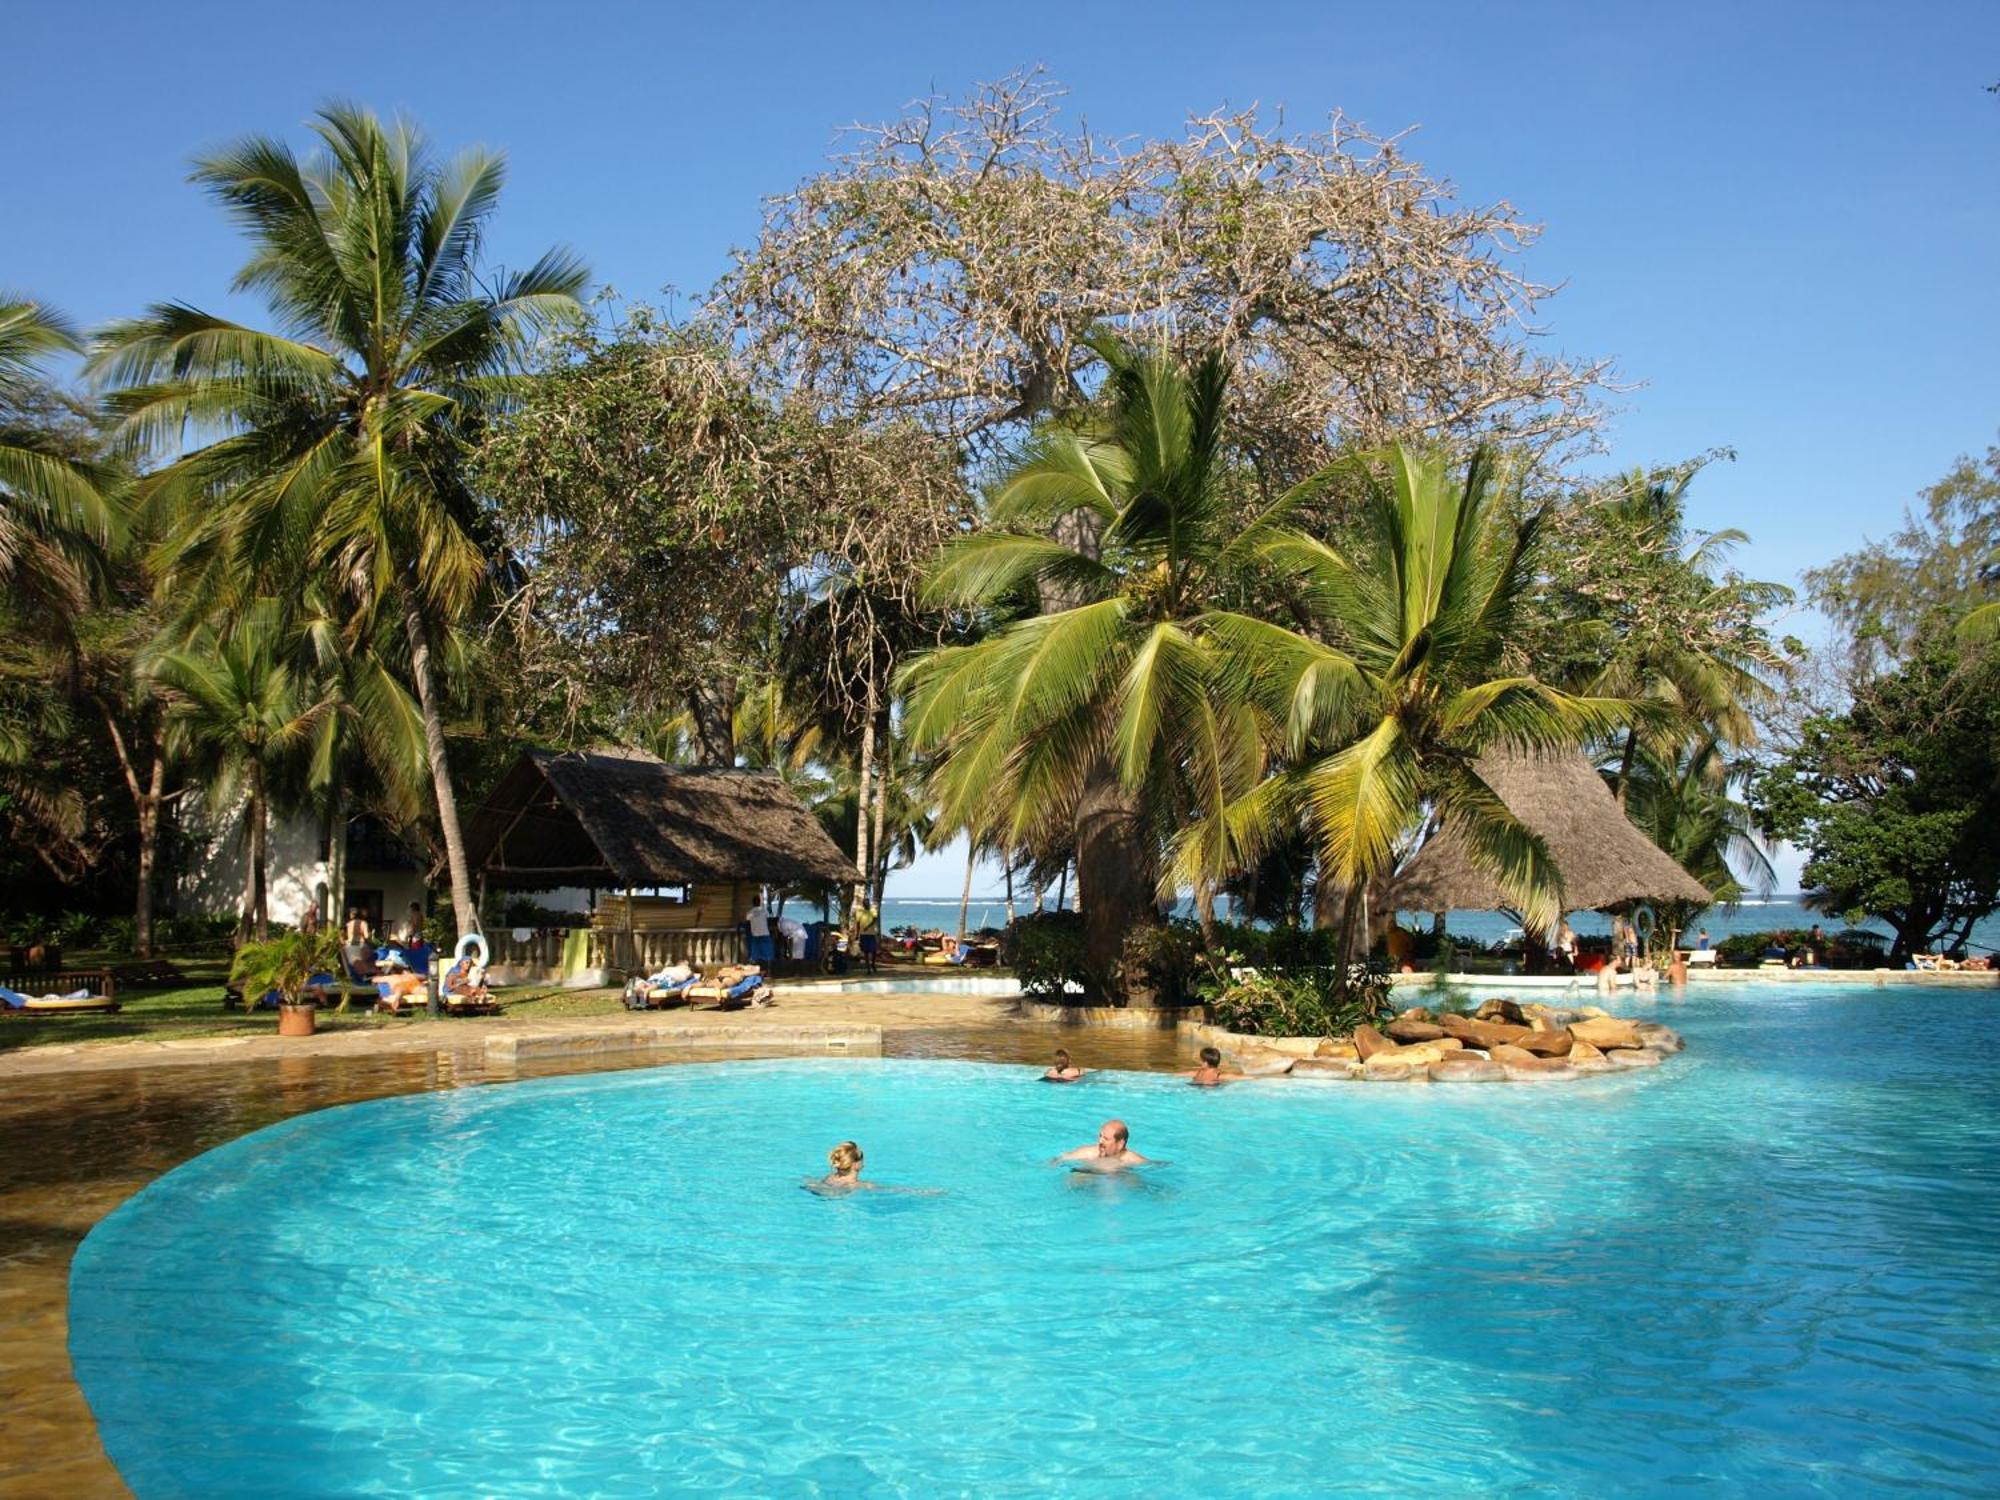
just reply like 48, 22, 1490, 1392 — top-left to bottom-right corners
11, 1, 1996, 894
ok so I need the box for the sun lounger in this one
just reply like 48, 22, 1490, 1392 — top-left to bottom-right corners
1685, 949, 1717, 966
685, 966, 772, 1009
626, 965, 698, 1010
439, 957, 501, 1015
0, 971, 121, 1016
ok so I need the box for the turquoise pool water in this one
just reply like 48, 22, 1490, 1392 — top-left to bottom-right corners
71, 985, 2000, 1496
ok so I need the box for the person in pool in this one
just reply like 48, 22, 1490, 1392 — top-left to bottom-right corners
808, 1140, 870, 1194
1188, 1046, 1244, 1087
1053, 1119, 1153, 1171
804, 1141, 942, 1198
1043, 1047, 1087, 1082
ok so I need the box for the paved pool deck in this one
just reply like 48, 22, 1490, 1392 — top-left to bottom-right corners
0, 987, 1027, 1082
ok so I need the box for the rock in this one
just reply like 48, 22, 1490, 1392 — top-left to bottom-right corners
1351, 1024, 1396, 1061
1568, 1040, 1605, 1062
1605, 1047, 1663, 1070
1474, 997, 1527, 1025
1566, 1053, 1614, 1074
1512, 1028, 1574, 1058
1569, 1016, 1644, 1051
1577, 1005, 1610, 1020
1386, 1017, 1448, 1044
1501, 1063, 1579, 1082
1440, 1014, 1536, 1052
1234, 1047, 1298, 1075
1487, 1043, 1569, 1072
1394, 1006, 1437, 1024
1365, 1042, 1454, 1069
1428, 1055, 1506, 1083
1633, 1022, 1685, 1053
1291, 1057, 1360, 1079
1359, 1061, 1415, 1082
1313, 1039, 1360, 1060
1526, 1015, 1554, 1032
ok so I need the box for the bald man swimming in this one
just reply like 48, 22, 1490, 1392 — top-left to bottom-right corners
1053, 1119, 1153, 1171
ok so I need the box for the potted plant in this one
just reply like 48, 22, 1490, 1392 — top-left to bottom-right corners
229, 928, 342, 1037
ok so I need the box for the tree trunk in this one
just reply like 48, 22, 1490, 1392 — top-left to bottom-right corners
1196, 881, 1216, 946
852, 672, 877, 925
870, 702, 891, 907
325, 780, 347, 931
957, 840, 975, 938
136, 754, 163, 957
248, 770, 269, 942
687, 679, 737, 767
398, 580, 476, 938
94, 698, 164, 958
1613, 727, 1640, 811
1074, 770, 1158, 1003
1004, 858, 1016, 923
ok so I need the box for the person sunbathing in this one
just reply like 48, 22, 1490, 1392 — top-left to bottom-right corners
1042, 1047, 1087, 1082
1188, 1045, 1245, 1087
1053, 1119, 1154, 1171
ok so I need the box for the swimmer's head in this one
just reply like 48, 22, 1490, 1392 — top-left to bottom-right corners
1199, 1046, 1222, 1067
828, 1141, 863, 1175
1053, 1048, 1071, 1067
1096, 1119, 1129, 1155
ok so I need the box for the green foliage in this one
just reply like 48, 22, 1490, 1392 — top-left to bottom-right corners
1806, 439, 2000, 678
228, 927, 342, 1007
1119, 919, 1204, 1005
1754, 637, 2000, 958
1203, 966, 1393, 1039
1002, 911, 1094, 1000
1193, 920, 1393, 1036
1207, 445, 1637, 941
1712, 928, 1887, 969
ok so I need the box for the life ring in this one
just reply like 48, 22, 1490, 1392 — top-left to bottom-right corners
1630, 905, 1657, 945
454, 932, 490, 968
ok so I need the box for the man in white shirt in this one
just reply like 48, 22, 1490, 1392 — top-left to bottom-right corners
746, 896, 773, 964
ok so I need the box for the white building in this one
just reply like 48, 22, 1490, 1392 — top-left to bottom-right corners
174, 804, 432, 933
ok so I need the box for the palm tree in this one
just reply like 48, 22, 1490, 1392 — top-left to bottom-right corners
0, 298, 117, 616
91, 106, 587, 937
1581, 467, 1790, 805
902, 336, 1305, 990
152, 608, 329, 940
1200, 446, 1636, 952
1617, 736, 1774, 952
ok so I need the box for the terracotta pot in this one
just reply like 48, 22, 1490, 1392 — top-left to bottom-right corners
277, 1002, 317, 1038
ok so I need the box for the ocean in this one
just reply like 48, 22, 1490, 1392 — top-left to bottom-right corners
874, 894, 2000, 952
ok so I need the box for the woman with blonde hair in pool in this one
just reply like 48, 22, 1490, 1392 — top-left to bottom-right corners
805, 1141, 941, 1197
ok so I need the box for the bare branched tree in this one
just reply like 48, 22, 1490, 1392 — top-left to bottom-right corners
720, 72, 1613, 468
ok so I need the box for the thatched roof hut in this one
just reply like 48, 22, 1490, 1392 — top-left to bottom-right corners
463, 749, 856, 891
1390, 749, 1710, 917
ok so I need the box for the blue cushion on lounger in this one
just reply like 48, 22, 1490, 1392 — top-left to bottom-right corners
0, 986, 27, 1009
725, 973, 762, 1000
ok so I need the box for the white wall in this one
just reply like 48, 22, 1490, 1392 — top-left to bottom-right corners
175, 801, 428, 928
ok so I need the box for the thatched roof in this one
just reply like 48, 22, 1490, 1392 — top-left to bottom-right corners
1391, 749, 1710, 916
463, 749, 856, 890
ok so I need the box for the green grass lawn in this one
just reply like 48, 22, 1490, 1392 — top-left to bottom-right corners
0, 955, 631, 1053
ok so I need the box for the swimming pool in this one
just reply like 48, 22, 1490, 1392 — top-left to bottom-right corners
70, 985, 2000, 1495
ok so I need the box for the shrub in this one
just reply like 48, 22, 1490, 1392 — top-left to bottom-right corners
1120, 920, 1204, 1005
1004, 912, 1095, 1000
1205, 962, 1393, 1038
1713, 926, 1890, 968
95, 916, 139, 954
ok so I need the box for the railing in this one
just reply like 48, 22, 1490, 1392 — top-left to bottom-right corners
482, 926, 745, 979
594, 927, 744, 973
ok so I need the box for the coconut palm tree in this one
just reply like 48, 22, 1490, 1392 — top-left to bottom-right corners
1198, 446, 1637, 951
1617, 736, 1774, 951
152, 606, 330, 940
1580, 467, 1791, 805
901, 336, 1305, 991
91, 106, 587, 937
0, 298, 117, 615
